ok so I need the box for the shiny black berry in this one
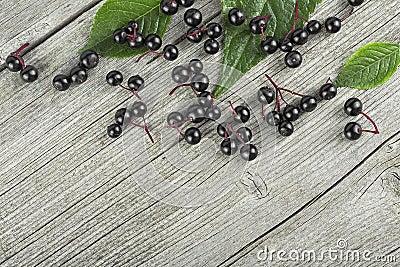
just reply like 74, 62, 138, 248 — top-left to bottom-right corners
115, 108, 127, 125
160, 0, 179, 15
228, 8, 245, 26
5, 55, 23, 72
300, 96, 318, 112
70, 66, 87, 84
107, 124, 122, 138
125, 21, 139, 34
189, 59, 203, 74
184, 8, 202, 27
197, 91, 213, 108
172, 65, 190, 84
204, 39, 220, 54
167, 111, 185, 126
53, 74, 70, 91
258, 87, 275, 104
206, 105, 222, 121
240, 144, 258, 161
261, 36, 279, 55
237, 127, 252, 142
145, 34, 162, 51
290, 28, 309, 45
348, 0, 364, 6
131, 101, 148, 117
191, 73, 209, 92
217, 123, 230, 138
113, 29, 127, 44
233, 106, 250, 123
319, 83, 337, 100
283, 105, 300, 121
220, 139, 238, 156
20, 65, 39, 83
344, 122, 362, 140
266, 111, 283, 126
80, 50, 99, 69
185, 127, 202, 145
106, 70, 123, 86
186, 104, 206, 123
249, 17, 267, 34
279, 38, 293, 52
127, 33, 145, 49
306, 20, 322, 34
177, 0, 194, 7
344, 98, 363, 116
285, 50, 302, 68
186, 27, 204, 43
325, 17, 342, 33
206, 23, 223, 38
163, 45, 179, 61
278, 121, 294, 136
128, 75, 145, 91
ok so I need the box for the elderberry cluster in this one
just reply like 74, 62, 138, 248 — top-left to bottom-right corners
53, 50, 99, 91
5, 43, 39, 83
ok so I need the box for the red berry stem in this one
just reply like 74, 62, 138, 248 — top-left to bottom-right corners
226, 124, 247, 146
279, 87, 304, 97
136, 51, 164, 62
285, 2, 308, 39
228, 101, 238, 116
11, 43, 30, 70
143, 118, 155, 144
261, 104, 266, 120
119, 85, 142, 100
174, 126, 185, 138
360, 111, 380, 134
186, 28, 209, 37
169, 83, 198, 96
326, 77, 333, 83
341, 7, 354, 21
126, 25, 138, 41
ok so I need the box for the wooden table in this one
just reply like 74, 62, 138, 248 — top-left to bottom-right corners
0, 0, 399, 266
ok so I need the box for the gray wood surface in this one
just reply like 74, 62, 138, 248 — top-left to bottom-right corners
0, 0, 399, 266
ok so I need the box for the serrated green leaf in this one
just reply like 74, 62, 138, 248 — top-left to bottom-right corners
80, 0, 171, 58
335, 42, 400, 90
214, 0, 322, 98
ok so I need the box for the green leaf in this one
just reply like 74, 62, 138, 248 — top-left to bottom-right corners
214, 0, 322, 98
80, 0, 171, 58
335, 42, 400, 90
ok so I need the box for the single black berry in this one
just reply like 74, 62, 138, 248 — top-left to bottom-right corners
167, 111, 185, 126
127, 33, 145, 49
70, 66, 87, 84
191, 73, 209, 92
237, 127, 252, 143
290, 28, 309, 45
131, 101, 148, 117
172, 65, 190, 84
160, 0, 179, 15
106, 70, 123, 86
184, 8, 202, 27
185, 127, 202, 145
177, 0, 194, 7
266, 111, 283, 126
5, 55, 23, 72
257, 87, 275, 104
206, 105, 222, 121
125, 21, 139, 34
115, 108, 127, 125
228, 8, 245, 26
283, 105, 300, 121
279, 38, 293, 52
249, 18, 267, 34
197, 91, 213, 108
206, 23, 223, 39
278, 121, 294, 137
344, 122, 362, 140
261, 36, 279, 55
285, 50, 303, 68
233, 106, 250, 123
240, 144, 258, 161
325, 17, 342, 33
204, 39, 220, 55
300, 95, 318, 112
217, 123, 230, 138
114, 29, 127, 44
306, 20, 322, 34
187, 27, 204, 43
80, 50, 99, 69
348, 0, 364, 6
128, 75, 145, 91
189, 59, 203, 74
344, 98, 362, 116
319, 83, 337, 100
186, 104, 206, 123
107, 124, 122, 138
53, 74, 71, 91
220, 139, 238, 156
145, 34, 162, 51
20, 65, 39, 83
163, 45, 179, 61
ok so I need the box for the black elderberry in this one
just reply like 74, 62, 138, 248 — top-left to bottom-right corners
125, 21, 139, 34
53, 74, 71, 91
80, 50, 99, 69
70, 66, 87, 84
20, 65, 39, 83
240, 144, 258, 161
127, 33, 145, 49
348, 0, 364, 6
163, 45, 179, 61
325, 17, 342, 33
189, 59, 203, 74
319, 83, 337, 100
131, 101, 148, 117
106, 70, 124, 86
261, 36, 279, 55
145, 34, 162, 51
5, 55, 23, 72
114, 29, 127, 44
249, 17, 267, 34
290, 28, 309, 45
107, 124, 122, 138
185, 127, 202, 145
217, 123, 231, 138
257, 87, 275, 104
344, 122, 362, 140
233, 106, 250, 123
266, 111, 283, 126
186, 104, 206, 123
167, 111, 185, 126
285, 50, 303, 68
300, 95, 318, 112
206, 23, 223, 39
128, 75, 145, 91
160, 0, 179, 15
191, 73, 209, 92
115, 108, 127, 125
237, 127, 252, 143
206, 105, 222, 121
187, 27, 204, 43
278, 121, 294, 137
177, 0, 194, 7
204, 39, 220, 55
184, 8, 203, 27
228, 8, 245, 26
344, 98, 362, 116
172, 65, 190, 84
306, 20, 322, 34
283, 105, 301, 121
220, 139, 238, 156
279, 38, 294, 52
197, 91, 213, 108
